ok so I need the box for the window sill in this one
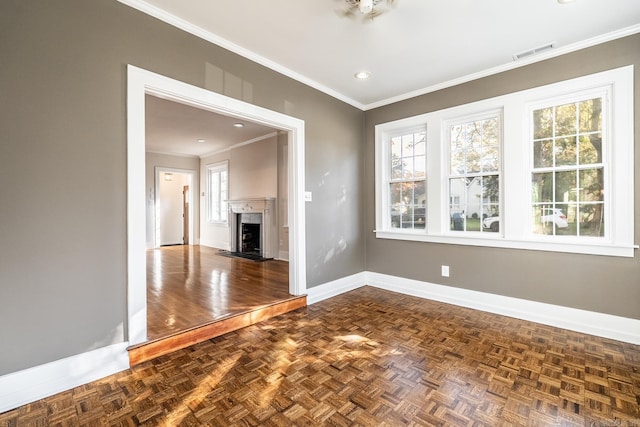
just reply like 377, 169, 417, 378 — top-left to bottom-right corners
374, 230, 637, 258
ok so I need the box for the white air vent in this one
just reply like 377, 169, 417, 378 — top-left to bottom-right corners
512, 42, 556, 61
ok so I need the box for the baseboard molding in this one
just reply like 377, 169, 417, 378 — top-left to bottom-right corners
0, 343, 129, 413
278, 250, 289, 261
306, 272, 366, 305
309, 271, 640, 345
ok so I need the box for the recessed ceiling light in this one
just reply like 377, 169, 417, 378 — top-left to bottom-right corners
354, 71, 371, 80
233, 122, 244, 128
557, 0, 575, 3
197, 138, 206, 143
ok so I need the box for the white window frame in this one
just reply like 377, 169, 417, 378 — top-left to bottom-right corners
207, 160, 229, 224
375, 66, 635, 257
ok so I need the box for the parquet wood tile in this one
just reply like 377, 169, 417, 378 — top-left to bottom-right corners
2, 286, 640, 426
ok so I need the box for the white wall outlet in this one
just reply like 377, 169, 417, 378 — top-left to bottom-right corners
441, 265, 450, 277
304, 191, 312, 202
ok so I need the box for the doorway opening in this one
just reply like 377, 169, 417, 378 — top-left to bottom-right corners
127, 65, 307, 347
154, 167, 196, 248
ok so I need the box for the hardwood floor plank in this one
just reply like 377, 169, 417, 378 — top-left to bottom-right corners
3, 287, 639, 426
146, 245, 291, 340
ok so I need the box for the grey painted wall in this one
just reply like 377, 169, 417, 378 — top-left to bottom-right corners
0, 0, 364, 375
364, 34, 640, 320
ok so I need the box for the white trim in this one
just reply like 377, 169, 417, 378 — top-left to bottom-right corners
127, 65, 306, 347
365, 272, 640, 345
0, 343, 129, 413
277, 251, 289, 261
114, 3, 640, 111
308, 272, 640, 345
306, 272, 366, 305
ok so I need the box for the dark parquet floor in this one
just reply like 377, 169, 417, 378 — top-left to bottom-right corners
2, 286, 639, 426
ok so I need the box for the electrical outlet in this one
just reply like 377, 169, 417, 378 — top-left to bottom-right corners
441, 265, 450, 277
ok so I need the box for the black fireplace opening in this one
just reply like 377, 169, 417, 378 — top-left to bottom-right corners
241, 223, 261, 256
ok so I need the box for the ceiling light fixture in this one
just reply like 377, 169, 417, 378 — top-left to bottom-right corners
557, 0, 576, 3
233, 123, 244, 128
197, 138, 206, 143
340, 0, 395, 20
354, 71, 371, 80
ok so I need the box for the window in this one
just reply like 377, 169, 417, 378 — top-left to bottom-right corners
374, 66, 634, 257
448, 113, 501, 232
388, 130, 426, 230
207, 161, 228, 223
531, 96, 604, 237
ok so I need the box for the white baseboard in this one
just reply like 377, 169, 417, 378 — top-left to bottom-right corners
0, 343, 129, 413
306, 272, 366, 305
278, 250, 289, 261
309, 271, 640, 345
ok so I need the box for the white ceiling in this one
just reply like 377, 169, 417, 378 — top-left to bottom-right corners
145, 95, 277, 157
122, 0, 640, 110
133, 0, 640, 156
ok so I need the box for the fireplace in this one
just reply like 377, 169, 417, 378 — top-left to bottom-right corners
239, 214, 261, 256
228, 198, 277, 259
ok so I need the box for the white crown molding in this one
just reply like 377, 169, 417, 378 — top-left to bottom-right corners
0, 343, 129, 414
363, 24, 640, 110
199, 132, 278, 159
145, 149, 199, 159
116, 0, 365, 110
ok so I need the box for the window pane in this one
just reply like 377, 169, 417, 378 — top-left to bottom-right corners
391, 137, 402, 158
414, 137, 425, 156
533, 107, 553, 139
533, 139, 553, 168
449, 178, 465, 231
579, 168, 604, 202
482, 117, 499, 147
402, 157, 414, 179
579, 203, 604, 236
555, 136, 577, 166
451, 124, 464, 151
532, 172, 553, 203
555, 170, 577, 203
579, 98, 602, 133
451, 151, 465, 175
391, 157, 402, 179
555, 103, 577, 137
579, 134, 602, 165
466, 148, 481, 173
402, 134, 414, 157
390, 183, 402, 205
414, 155, 426, 177
482, 145, 499, 172
533, 204, 570, 235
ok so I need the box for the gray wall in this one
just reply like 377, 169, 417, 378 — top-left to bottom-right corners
0, 0, 364, 375
364, 34, 640, 320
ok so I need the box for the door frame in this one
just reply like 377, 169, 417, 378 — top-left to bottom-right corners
154, 167, 196, 248
127, 65, 307, 346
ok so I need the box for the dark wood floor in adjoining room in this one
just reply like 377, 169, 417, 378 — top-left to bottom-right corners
2, 286, 639, 426
147, 245, 291, 340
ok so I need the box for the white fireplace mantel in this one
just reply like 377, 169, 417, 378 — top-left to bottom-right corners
228, 197, 277, 258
